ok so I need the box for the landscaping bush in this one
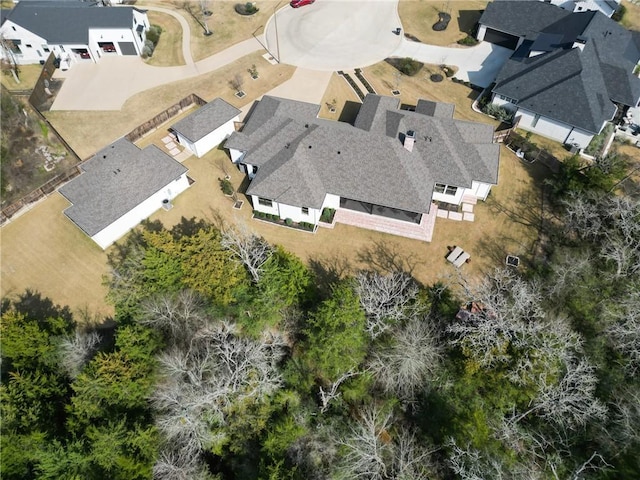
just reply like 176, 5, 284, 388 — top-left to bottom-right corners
219, 178, 234, 195
440, 65, 455, 78
285, 218, 293, 226
141, 40, 155, 58
342, 73, 365, 100
354, 69, 375, 94
320, 207, 336, 223
612, 4, 626, 22
482, 103, 514, 124
397, 57, 423, 76
146, 25, 162, 46
235, 2, 259, 15
457, 35, 478, 46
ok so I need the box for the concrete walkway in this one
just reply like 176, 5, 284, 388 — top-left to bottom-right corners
392, 39, 513, 87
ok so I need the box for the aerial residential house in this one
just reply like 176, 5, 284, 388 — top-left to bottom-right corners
476, 1, 640, 149
171, 99, 242, 158
0, 1, 149, 68
58, 138, 190, 250
224, 95, 500, 242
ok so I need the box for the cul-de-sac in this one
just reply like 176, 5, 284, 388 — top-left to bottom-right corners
1, 0, 639, 478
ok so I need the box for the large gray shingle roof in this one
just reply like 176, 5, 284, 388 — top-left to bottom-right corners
225, 95, 499, 213
59, 138, 187, 236
484, 1, 640, 129
171, 98, 241, 143
3, 1, 141, 44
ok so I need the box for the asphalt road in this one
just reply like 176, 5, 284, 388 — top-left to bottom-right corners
264, 0, 403, 71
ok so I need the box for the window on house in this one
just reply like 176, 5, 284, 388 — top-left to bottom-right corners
434, 183, 458, 196
25, 44, 32, 48
258, 198, 273, 207
11, 26, 16, 31
60, 45, 65, 52
531, 114, 540, 127
301, 207, 309, 215
498, 94, 518, 105
37, 50, 42, 57
42, 45, 50, 52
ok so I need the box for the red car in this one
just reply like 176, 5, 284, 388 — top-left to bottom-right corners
290, 0, 314, 7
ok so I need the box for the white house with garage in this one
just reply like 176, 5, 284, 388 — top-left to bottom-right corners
476, 1, 640, 149
0, 1, 148, 69
170, 98, 242, 158
224, 95, 500, 242
58, 138, 189, 250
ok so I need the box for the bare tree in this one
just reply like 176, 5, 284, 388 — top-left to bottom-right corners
0, 35, 20, 83
151, 320, 286, 458
336, 405, 394, 480
319, 369, 360, 414
58, 330, 101, 378
605, 290, 640, 374
610, 386, 640, 447
355, 271, 418, 339
369, 315, 442, 400
509, 359, 607, 430
393, 427, 436, 480
221, 226, 273, 283
228, 74, 244, 94
153, 448, 213, 480
140, 290, 207, 346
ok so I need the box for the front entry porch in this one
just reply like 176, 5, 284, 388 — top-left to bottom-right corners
333, 203, 438, 242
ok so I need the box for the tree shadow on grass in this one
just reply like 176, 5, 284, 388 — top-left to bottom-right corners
356, 239, 424, 278
308, 253, 353, 299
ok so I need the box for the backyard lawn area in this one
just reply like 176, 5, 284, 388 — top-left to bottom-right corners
45, 51, 295, 158
0, 64, 43, 91
0, 194, 111, 317
398, 0, 488, 46
151, 144, 548, 289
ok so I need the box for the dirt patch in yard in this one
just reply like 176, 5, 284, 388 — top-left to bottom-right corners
45, 52, 295, 158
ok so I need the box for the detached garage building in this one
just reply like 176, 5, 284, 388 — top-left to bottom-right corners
0, 1, 149, 69
171, 98, 242, 158
59, 139, 190, 250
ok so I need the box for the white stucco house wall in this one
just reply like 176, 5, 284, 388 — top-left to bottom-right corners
170, 98, 242, 158
477, 1, 640, 149
58, 138, 189, 250
224, 95, 500, 241
0, 1, 148, 68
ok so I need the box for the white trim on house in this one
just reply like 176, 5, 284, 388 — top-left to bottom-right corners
91, 173, 190, 249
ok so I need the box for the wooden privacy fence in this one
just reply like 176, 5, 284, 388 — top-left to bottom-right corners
125, 93, 207, 143
1, 165, 83, 225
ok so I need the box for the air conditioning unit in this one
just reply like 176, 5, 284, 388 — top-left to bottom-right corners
161, 199, 172, 211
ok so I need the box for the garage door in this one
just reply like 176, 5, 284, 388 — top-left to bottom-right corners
118, 42, 137, 55
483, 28, 519, 49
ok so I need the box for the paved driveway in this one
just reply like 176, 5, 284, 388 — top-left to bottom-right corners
264, 0, 402, 71
392, 39, 513, 87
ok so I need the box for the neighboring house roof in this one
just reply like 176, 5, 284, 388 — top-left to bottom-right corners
171, 98, 241, 144
225, 95, 499, 213
494, 42, 616, 133
482, 1, 640, 131
1, 1, 140, 44
59, 138, 187, 236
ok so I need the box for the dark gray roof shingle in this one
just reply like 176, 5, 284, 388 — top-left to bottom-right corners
59, 138, 187, 236
484, 1, 640, 130
3, 1, 140, 44
171, 98, 241, 143
225, 95, 499, 213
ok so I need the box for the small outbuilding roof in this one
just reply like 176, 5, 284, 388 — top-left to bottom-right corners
59, 138, 187, 237
171, 98, 241, 144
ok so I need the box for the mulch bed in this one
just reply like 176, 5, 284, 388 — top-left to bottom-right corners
432, 12, 451, 31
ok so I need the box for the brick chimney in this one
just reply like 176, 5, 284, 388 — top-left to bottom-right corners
404, 130, 416, 152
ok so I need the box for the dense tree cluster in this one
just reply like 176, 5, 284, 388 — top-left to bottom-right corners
2, 145, 639, 478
